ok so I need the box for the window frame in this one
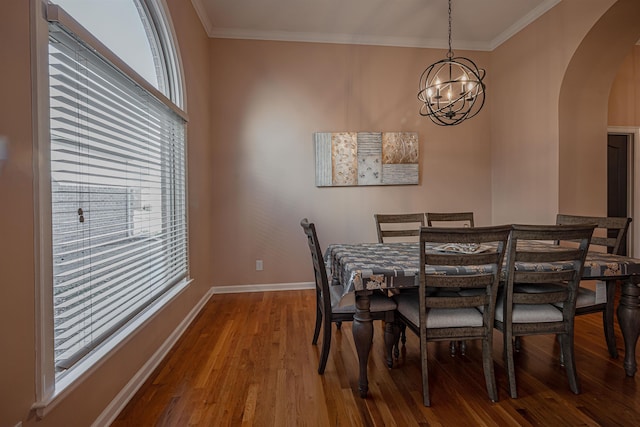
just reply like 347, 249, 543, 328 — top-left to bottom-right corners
31, 0, 189, 416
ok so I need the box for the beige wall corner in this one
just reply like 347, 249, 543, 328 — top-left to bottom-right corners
490, 0, 617, 225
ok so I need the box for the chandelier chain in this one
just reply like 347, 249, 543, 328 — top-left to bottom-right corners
447, 0, 453, 58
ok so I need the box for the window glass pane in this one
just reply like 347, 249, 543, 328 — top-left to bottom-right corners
52, 0, 160, 91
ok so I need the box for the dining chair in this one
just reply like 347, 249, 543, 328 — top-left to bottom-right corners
300, 218, 397, 374
495, 223, 595, 398
394, 225, 511, 406
374, 213, 425, 243
556, 214, 632, 358
425, 211, 475, 355
426, 211, 475, 227
374, 213, 425, 354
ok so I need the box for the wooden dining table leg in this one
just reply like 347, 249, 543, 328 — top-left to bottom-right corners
353, 289, 373, 398
617, 278, 640, 377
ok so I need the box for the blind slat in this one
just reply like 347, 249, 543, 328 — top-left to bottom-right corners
49, 19, 188, 373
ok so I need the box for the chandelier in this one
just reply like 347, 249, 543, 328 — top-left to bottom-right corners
417, 0, 486, 126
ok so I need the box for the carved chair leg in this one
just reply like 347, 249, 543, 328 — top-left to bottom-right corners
392, 321, 402, 359
420, 333, 431, 406
603, 280, 618, 359
312, 304, 322, 345
560, 333, 581, 394
393, 322, 407, 356
384, 320, 395, 368
401, 322, 407, 346
482, 337, 498, 402
558, 334, 565, 367
505, 331, 518, 398
317, 320, 332, 374
447, 340, 466, 356
514, 336, 522, 352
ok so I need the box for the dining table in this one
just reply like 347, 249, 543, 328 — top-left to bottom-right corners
325, 241, 640, 398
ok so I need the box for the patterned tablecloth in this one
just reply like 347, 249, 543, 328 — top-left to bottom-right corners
325, 241, 640, 296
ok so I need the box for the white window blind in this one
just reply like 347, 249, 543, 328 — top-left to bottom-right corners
48, 22, 188, 372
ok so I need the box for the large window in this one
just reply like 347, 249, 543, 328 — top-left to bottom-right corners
44, 0, 187, 381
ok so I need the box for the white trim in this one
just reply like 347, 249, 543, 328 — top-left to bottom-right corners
207, 28, 489, 51
608, 126, 640, 257
150, 0, 187, 110
32, 0, 56, 406
91, 286, 213, 427
191, 0, 560, 52
211, 282, 315, 294
489, 0, 561, 50
189, 0, 214, 39
33, 279, 194, 417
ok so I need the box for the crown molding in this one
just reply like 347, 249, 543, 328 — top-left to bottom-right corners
207, 27, 491, 51
489, 0, 561, 50
193, 0, 561, 52
190, 0, 215, 36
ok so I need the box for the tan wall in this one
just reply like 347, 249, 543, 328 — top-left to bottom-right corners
209, 39, 493, 286
609, 45, 640, 127
490, 0, 616, 226
0, 0, 212, 425
208, 0, 640, 288
608, 43, 640, 256
559, 0, 640, 216
0, 1, 38, 424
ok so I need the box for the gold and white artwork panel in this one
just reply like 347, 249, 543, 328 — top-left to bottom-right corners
331, 132, 358, 186
314, 131, 419, 187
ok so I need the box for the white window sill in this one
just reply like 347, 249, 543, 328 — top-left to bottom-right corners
32, 278, 192, 419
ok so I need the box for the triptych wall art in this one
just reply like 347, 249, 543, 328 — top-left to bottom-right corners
314, 132, 419, 187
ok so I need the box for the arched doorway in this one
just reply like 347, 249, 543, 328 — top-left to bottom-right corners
558, 0, 640, 254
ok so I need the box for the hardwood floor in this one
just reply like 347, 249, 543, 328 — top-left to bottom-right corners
111, 290, 640, 426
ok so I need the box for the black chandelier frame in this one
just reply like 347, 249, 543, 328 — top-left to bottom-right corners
417, 0, 486, 126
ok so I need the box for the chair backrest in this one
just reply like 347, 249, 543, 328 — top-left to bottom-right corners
556, 214, 631, 255
426, 212, 475, 228
300, 218, 331, 313
503, 224, 595, 320
419, 225, 511, 330
374, 213, 425, 243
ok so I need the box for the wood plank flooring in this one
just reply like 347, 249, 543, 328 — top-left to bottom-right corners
111, 290, 640, 426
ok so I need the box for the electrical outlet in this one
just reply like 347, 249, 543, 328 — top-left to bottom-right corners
256, 259, 263, 271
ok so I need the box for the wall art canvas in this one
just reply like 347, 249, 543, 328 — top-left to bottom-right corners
315, 132, 418, 187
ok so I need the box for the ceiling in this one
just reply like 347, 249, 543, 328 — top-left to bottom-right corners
190, 0, 561, 51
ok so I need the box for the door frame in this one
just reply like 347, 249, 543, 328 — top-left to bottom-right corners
608, 126, 638, 256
